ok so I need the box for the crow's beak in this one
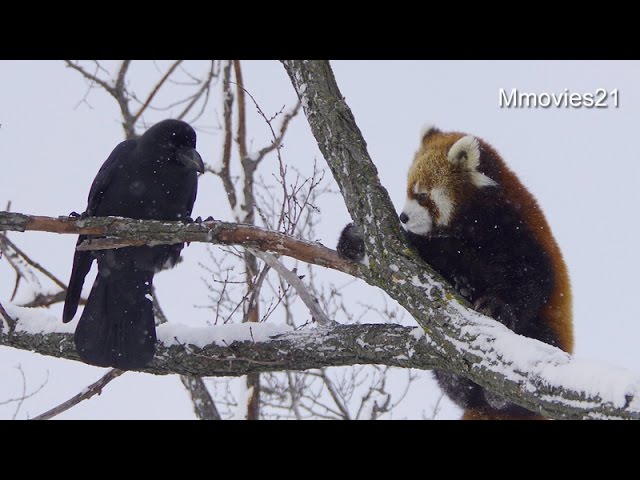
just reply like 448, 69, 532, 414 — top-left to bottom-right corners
177, 147, 205, 174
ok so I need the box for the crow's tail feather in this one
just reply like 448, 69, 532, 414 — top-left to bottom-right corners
63, 236, 93, 323
74, 268, 156, 370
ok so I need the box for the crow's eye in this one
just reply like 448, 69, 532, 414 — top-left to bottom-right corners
416, 193, 429, 206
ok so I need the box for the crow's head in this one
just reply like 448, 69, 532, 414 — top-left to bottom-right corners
140, 119, 204, 174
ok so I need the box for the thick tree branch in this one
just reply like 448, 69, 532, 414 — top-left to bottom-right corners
0, 318, 439, 376
2, 316, 639, 420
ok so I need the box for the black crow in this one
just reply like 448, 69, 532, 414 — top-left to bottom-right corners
63, 119, 204, 370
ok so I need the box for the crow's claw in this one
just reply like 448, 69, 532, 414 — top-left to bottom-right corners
69, 211, 90, 219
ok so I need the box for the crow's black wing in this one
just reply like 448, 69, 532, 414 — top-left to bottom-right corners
86, 139, 137, 215
62, 139, 137, 323
186, 174, 198, 216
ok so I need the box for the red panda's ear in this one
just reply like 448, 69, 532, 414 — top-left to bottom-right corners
448, 135, 480, 169
420, 124, 440, 143
448, 135, 498, 188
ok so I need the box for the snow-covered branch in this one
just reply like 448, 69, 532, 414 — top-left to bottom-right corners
0, 303, 440, 376
1, 303, 640, 419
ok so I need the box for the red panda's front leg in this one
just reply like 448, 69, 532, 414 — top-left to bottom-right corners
337, 223, 365, 262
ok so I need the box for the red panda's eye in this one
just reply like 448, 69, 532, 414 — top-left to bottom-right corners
416, 193, 429, 205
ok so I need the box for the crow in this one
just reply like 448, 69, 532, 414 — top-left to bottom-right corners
63, 119, 204, 370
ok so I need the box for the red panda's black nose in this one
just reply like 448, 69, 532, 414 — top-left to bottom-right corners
399, 213, 409, 224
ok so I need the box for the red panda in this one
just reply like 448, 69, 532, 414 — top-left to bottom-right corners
337, 126, 573, 420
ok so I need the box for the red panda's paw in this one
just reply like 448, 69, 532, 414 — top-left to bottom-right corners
473, 295, 517, 331
337, 223, 365, 262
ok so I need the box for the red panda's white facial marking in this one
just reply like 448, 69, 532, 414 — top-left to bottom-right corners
400, 185, 454, 234
402, 130, 498, 236
401, 186, 433, 235
430, 186, 454, 225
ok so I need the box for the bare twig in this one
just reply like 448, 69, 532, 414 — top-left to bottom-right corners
0, 233, 67, 290
32, 369, 124, 420
247, 100, 301, 166
176, 61, 217, 122
315, 370, 351, 419
64, 60, 117, 96
64, 60, 136, 139
20, 290, 74, 309
131, 60, 183, 125
180, 376, 222, 420
1, 366, 49, 419
247, 248, 333, 327
0, 300, 16, 333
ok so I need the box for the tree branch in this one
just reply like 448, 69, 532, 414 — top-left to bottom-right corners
0, 300, 15, 334
0, 315, 442, 377
32, 369, 124, 420
247, 248, 334, 327
179, 376, 222, 420
0, 233, 67, 290
64, 60, 117, 97
233, 60, 248, 161
2, 316, 639, 419
131, 60, 183, 125
213, 60, 238, 212
0, 211, 358, 276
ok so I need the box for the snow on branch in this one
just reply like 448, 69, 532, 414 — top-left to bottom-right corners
0, 302, 440, 376
1, 301, 640, 419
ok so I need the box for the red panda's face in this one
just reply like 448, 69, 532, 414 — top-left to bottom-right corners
400, 126, 497, 236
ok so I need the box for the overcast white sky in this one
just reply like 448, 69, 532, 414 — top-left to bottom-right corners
1, 60, 639, 419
